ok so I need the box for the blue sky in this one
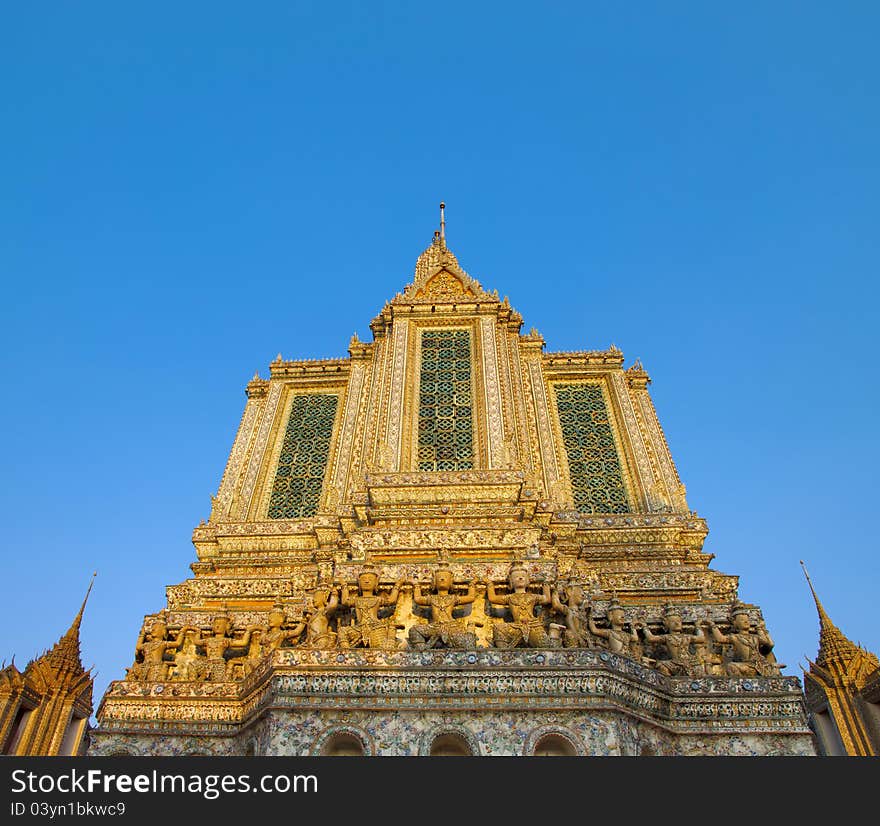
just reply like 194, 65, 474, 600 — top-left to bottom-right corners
1, 3, 877, 706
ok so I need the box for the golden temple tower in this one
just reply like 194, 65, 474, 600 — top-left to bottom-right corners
0, 577, 95, 756
801, 564, 880, 756
91, 214, 816, 756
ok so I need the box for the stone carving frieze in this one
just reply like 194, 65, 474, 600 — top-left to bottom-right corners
601, 571, 737, 599
99, 701, 241, 723
364, 503, 533, 522
348, 528, 538, 552
191, 562, 315, 578
214, 537, 319, 553
367, 470, 525, 486
214, 519, 332, 535
577, 514, 707, 530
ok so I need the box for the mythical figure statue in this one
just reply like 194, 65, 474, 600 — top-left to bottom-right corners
706, 603, 781, 677
588, 598, 641, 659
487, 563, 552, 649
303, 584, 340, 649
692, 624, 723, 676
260, 604, 306, 654
550, 582, 593, 648
128, 619, 190, 681
228, 604, 305, 679
170, 644, 207, 681
187, 614, 259, 681
637, 605, 707, 676
408, 563, 477, 650
340, 566, 405, 650
229, 631, 264, 681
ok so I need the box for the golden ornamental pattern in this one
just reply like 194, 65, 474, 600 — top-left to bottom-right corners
329, 360, 365, 500
238, 380, 283, 518
609, 371, 653, 508
385, 319, 410, 470
212, 393, 262, 521
480, 316, 505, 467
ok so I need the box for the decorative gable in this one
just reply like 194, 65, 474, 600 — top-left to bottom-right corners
395, 235, 495, 304
416, 269, 475, 299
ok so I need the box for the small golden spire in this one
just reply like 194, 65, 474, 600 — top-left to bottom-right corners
39, 572, 97, 676
800, 560, 831, 627
800, 560, 871, 669
71, 572, 98, 635
439, 202, 446, 245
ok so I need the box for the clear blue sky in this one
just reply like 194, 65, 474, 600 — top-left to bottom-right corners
2, 3, 877, 708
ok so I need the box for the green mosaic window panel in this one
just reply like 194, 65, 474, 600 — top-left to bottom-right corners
268, 394, 338, 519
418, 329, 474, 472
555, 384, 630, 514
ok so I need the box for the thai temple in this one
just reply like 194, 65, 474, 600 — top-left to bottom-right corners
3, 210, 876, 756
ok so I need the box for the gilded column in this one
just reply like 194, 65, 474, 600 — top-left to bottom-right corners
627, 367, 688, 512
506, 331, 537, 479
521, 334, 559, 493
328, 341, 370, 503
210, 375, 267, 522
362, 328, 393, 476
384, 318, 410, 470
607, 371, 655, 511
480, 316, 504, 467
236, 378, 284, 519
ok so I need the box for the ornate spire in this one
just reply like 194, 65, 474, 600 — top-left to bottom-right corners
36, 573, 96, 678
801, 561, 877, 672
377, 204, 502, 309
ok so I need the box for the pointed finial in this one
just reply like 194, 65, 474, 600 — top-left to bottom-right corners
800, 560, 822, 611
799, 560, 812, 586
800, 559, 836, 629
439, 202, 446, 244
72, 572, 97, 632
798, 559, 872, 669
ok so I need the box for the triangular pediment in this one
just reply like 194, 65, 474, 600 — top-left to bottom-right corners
395, 236, 495, 304
416, 269, 475, 299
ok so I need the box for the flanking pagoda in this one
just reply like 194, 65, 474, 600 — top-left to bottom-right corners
90, 212, 816, 756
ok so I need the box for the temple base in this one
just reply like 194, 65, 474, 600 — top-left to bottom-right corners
90, 650, 817, 756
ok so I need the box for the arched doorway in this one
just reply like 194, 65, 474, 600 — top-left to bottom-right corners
321, 732, 366, 756
429, 732, 473, 756
533, 733, 578, 756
